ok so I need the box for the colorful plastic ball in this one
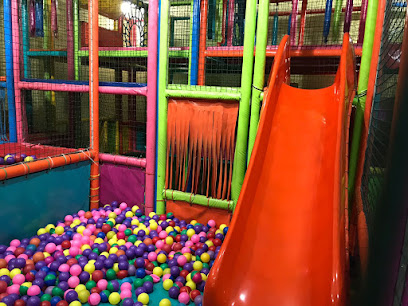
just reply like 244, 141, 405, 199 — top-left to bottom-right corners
108, 292, 120, 305
27, 285, 41, 296
50, 296, 62, 306
178, 292, 190, 304
133, 278, 143, 289
88, 293, 101, 306
163, 279, 173, 291
69, 302, 81, 306
77, 290, 90, 303
137, 293, 149, 304
168, 286, 180, 299
64, 290, 78, 303
12, 274, 25, 285
159, 299, 172, 306
192, 272, 203, 283
193, 261, 203, 271
120, 290, 132, 300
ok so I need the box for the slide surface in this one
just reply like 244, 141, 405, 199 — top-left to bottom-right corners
203, 35, 355, 305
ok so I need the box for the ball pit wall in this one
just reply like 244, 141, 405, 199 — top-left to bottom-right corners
0, 161, 91, 243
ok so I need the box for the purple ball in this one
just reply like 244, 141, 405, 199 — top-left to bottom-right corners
142, 281, 153, 293
134, 302, 143, 306
142, 253, 148, 260
134, 248, 144, 257
122, 298, 134, 306
94, 260, 104, 270
184, 262, 193, 272
201, 268, 210, 275
104, 259, 114, 269
170, 266, 180, 277
135, 258, 145, 268
125, 249, 134, 259
2, 296, 14, 306
175, 276, 185, 285
88, 252, 98, 260
79, 271, 90, 283
0, 275, 10, 283
180, 235, 189, 242
168, 259, 177, 267
134, 287, 145, 296
194, 294, 204, 305
168, 286, 180, 299
44, 286, 54, 295
35, 270, 47, 279
35, 261, 46, 270
197, 281, 206, 292
59, 272, 70, 282
58, 281, 69, 291
82, 249, 92, 257
202, 225, 209, 233
0, 245, 7, 254
110, 280, 120, 291
98, 244, 107, 253
199, 236, 207, 243
65, 290, 78, 303
118, 261, 129, 270
49, 261, 60, 272
109, 254, 118, 262
33, 278, 44, 288
27, 296, 41, 306
127, 265, 136, 276
195, 249, 204, 257
118, 245, 127, 252
146, 245, 155, 253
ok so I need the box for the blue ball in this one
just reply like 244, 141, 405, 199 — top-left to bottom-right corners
136, 268, 146, 278
50, 296, 62, 306
223, 227, 228, 235
100, 291, 109, 303
96, 232, 105, 239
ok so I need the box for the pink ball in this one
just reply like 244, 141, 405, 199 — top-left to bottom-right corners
58, 264, 70, 273
45, 243, 56, 254
10, 239, 20, 247
156, 226, 162, 233
155, 240, 164, 249
119, 202, 127, 210
118, 225, 126, 232
120, 290, 132, 299
114, 208, 121, 215
78, 210, 85, 217
198, 232, 206, 237
55, 246, 63, 252
82, 229, 92, 237
148, 252, 157, 262
185, 241, 193, 247
177, 255, 187, 266
7, 284, 20, 294
68, 276, 80, 288
17, 254, 28, 260
88, 293, 101, 305
191, 235, 200, 243
208, 220, 216, 228
87, 225, 96, 233
178, 292, 190, 304
81, 236, 90, 245
44, 257, 54, 265
27, 285, 41, 296
73, 234, 82, 241
69, 247, 80, 257
71, 240, 82, 249
125, 242, 133, 249
120, 283, 132, 291
169, 251, 175, 256
181, 247, 191, 254
151, 274, 160, 283
65, 215, 73, 222
70, 264, 82, 276
5, 255, 15, 262
12, 274, 25, 285
162, 274, 171, 281
97, 279, 108, 291
159, 231, 168, 239
6, 246, 16, 252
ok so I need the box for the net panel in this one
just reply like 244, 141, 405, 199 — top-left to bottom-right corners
0, 0, 9, 143
361, 0, 406, 232
99, 93, 146, 157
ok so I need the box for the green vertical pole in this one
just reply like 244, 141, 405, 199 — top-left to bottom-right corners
156, 0, 170, 214
348, 0, 379, 201
247, 0, 270, 163
230, 0, 257, 204
332, 0, 343, 42
73, 0, 79, 80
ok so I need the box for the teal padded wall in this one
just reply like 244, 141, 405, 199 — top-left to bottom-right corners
0, 161, 91, 244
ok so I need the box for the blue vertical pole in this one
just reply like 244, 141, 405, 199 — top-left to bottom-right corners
190, 0, 200, 85
323, 0, 333, 43
4, 0, 17, 143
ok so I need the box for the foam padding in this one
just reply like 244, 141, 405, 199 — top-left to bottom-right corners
0, 161, 91, 243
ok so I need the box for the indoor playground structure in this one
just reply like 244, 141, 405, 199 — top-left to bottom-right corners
0, 0, 407, 303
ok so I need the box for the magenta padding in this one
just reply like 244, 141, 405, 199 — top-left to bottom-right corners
99, 163, 145, 209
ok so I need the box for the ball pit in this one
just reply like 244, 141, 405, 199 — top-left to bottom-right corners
0, 201, 228, 305
0, 154, 37, 166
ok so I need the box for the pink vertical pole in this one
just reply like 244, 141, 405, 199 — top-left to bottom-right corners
12, 0, 24, 142
290, 0, 299, 45
227, 0, 235, 46
145, 0, 158, 214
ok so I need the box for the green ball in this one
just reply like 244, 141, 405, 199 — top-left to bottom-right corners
106, 269, 117, 280
166, 212, 174, 218
152, 261, 158, 267
143, 275, 153, 284
111, 244, 118, 248
107, 281, 116, 292
41, 294, 52, 302
124, 229, 132, 236
86, 280, 97, 290
44, 274, 56, 281
75, 255, 82, 260
141, 215, 146, 220
181, 230, 187, 235
160, 263, 169, 270
129, 259, 136, 265
128, 235, 137, 243
19, 286, 28, 296
203, 263, 210, 269
106, 221, 114, 227
49, 228, 56, 234
52, 286, 64, 297
92, 248, 100, 254
133, 278, 144, 288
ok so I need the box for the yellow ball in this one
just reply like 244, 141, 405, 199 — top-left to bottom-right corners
186, 280, 196, 290
84, 264, 95, 274
81, 245, 91, 252
186, 273, 192, 282
108, 212, 117, 219
132, 205, 140, 213
149, 223, 158, 230
37, 228, 46, 235
159, 299, 172, 306
135, 241, 142, 247
219, 224, 227, 231
157, 254, 167, 264
193, 261, 203, 271
107, 231, 116, 239
107, 218, 116, 225
190, 220, 198, 226
205, 240, 214, 247
153, 267, 163, 277
131, 219, 140, 226
149, 212, 156, 218
45, 224, 55, 232
0, 303, 7, 306
201, 273, 208, 281
113, 263, 120, 272
174, 226, 181, 232
10, 268, 22, 278
0, 269, 10, 277
22, 282, 32, 288
78, 290, 90, 303
63, 250, 70, 256
43, 252, 51, 258
200, 253, 210, 263
163, 268, 170, 275
75, 284, 86, 293
88, 260, 96, 265
69, 302, 82, 306
165, 226, 174, 234
94, 238, 104, 244
125, 211, 134, 218
184, 253, 192, 262
76, 226, 85, 234
165, 237, 173, 245
186, 229, 195, 238
55, 226, 64, 235
117, 239, 126, 246
110, 247, 119, 254
137, 293, 149, 304
215, 229, 222, 235
100, 252, 109, 258
163, 279, 173, 290
73, 219, 81, 225
108, 292, 121, 305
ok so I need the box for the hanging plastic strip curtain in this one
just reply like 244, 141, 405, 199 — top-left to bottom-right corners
165, 99, 238, 201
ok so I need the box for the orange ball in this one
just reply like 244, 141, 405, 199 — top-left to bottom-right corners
0, 259, 7, 269
116, 250, 125, 257
30, 238, 40, 247
85, 211, 93, 219
14, 247, 26, 257
26, 259, 34, 266
33, 252, 45, 263
143, 238, 152, 246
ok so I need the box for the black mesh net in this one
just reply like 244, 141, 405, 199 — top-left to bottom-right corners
361, 0, 406, 232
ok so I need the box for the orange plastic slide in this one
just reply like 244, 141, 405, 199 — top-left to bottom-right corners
203, 34, 355, 305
